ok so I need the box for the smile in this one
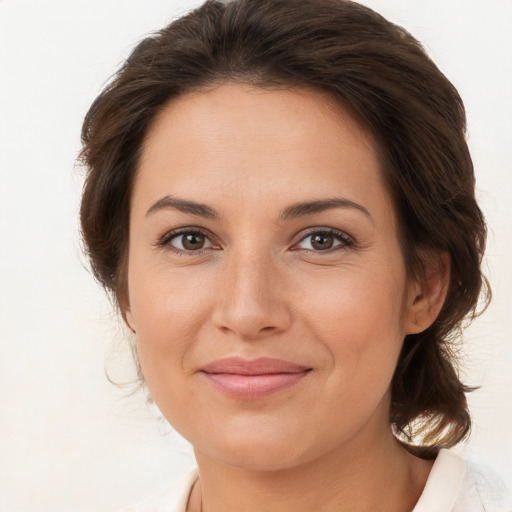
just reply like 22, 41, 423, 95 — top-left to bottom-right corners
200, 357, 312, 399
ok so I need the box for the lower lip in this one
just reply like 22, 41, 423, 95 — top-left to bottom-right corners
202, 371, 310, 399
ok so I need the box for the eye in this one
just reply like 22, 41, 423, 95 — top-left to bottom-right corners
159, 228, 215, 253
295, 229, 353, 252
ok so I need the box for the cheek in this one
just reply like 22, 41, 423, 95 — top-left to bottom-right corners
129, 252, 213, 326
126, 260, 212, 377
302, 263, 406, 341
300, 262, 407, 392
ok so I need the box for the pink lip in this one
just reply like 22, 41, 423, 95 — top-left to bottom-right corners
200, 357, 312, 399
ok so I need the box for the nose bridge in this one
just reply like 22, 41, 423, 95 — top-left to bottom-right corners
213, 241, 290, 339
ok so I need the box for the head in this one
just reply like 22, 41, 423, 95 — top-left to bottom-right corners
80, 0, 488, 459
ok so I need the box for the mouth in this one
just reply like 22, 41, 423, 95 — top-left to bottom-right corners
200, 357, 312, 399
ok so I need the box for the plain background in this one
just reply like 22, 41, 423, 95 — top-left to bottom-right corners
0, 0, 511, 510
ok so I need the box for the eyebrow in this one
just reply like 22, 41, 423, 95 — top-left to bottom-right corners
146, 196, 219, 219
280, 197, 372, 221
146, 195, 372, 221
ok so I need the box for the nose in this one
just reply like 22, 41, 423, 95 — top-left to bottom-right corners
211, 249, 292, 341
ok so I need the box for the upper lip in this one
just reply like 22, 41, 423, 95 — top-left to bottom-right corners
201, 357, 311, 375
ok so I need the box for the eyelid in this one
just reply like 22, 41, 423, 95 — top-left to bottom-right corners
156, 226, 219, 254
156, 226, 354, 255
292, 227, 354, 252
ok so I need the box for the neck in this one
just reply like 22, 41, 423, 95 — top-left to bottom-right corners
189, 430, 433, 512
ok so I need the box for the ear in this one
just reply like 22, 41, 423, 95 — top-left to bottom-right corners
404, 252, 450, 335
124, 309, 137, 334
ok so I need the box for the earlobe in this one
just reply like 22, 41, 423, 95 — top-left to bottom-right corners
404, 252, 450, 335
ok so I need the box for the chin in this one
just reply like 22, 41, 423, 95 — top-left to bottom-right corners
192, 424, 314, 472
209, 445, 307, 472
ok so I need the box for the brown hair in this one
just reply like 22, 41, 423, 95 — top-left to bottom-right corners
79, 0, 489, 457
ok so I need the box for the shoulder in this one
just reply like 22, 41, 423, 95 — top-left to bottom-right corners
414, 449, 511, 512
120, 467, 199, 512
454, 456, 511, 512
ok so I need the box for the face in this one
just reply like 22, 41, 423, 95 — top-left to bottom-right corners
126, 83, 420, 471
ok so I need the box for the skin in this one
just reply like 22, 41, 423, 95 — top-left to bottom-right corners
125, 83, 449, 512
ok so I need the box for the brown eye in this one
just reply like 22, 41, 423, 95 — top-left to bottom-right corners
167, 231, 213, 251
310, 233, 334, 250
296, 229, 353, 252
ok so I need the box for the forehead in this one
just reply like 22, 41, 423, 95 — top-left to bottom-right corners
141, 82, 376, 162
134, 82, 390, 221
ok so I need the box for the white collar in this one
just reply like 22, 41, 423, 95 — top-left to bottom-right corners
413, 449, 466, 512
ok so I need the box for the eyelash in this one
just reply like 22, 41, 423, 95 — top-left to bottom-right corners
156, 227, 354, 256
294, 229, 354, 253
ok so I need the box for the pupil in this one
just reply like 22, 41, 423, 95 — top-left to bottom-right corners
312, 234, 333, 250
183, 233, 204, 250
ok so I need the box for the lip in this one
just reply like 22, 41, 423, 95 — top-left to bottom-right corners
200, 357, 312, 399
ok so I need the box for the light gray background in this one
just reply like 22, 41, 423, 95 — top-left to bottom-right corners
0, 1, 511, 511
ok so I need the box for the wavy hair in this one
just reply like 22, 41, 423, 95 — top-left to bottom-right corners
79, 0, 489, 457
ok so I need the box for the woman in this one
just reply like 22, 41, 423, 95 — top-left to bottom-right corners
79, 0, 506, 510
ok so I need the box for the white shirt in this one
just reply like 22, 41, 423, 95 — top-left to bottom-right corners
121, 449, 510, 512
